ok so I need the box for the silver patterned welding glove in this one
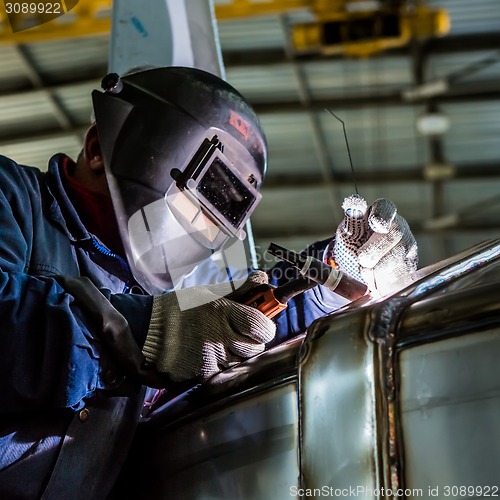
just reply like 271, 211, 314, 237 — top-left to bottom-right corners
142, 273, 276, 382
333, 195, 418, 296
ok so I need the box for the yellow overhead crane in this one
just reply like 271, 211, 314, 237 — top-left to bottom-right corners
291, 2, 450, 57
217, 1, 449, 57
0, 0, 449, 57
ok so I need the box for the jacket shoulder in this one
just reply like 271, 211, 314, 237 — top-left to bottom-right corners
0, 155, 46, 198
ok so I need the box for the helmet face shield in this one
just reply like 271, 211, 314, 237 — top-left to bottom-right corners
92, 67, 267, 293
125, 191, 251, 296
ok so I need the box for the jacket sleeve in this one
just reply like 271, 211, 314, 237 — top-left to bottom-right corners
0, 159, 153, 413
267, 238, 349, 346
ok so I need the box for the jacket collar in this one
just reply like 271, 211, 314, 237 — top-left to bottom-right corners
45, 153, 91, 243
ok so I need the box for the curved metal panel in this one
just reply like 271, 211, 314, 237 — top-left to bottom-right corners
122, 383, 300, 499
299, 310, 378, 495
399, 328, 500, 495
113, 237, 500, 498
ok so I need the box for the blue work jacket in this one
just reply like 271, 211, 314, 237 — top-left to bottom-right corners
0, 154, 345, 499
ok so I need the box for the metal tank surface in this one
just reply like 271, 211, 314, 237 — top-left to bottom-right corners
116, 239, 500, 500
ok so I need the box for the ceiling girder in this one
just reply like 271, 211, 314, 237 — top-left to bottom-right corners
253, 221, 500, 240
0, 31, 497, 93
223, 31, 500, 66
251, 80, 500, 113
261, 163, 500, 188
6, 30, 497, 85
0, 77, 497, 145
0, 127, 88, 148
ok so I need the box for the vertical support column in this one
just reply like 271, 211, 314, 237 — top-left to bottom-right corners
108, 0, 257, 269
184, 0, 225, 79
109, 0, 224, 76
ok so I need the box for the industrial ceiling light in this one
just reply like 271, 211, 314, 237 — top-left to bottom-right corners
417, 112, 454, 181
416, 112, 450, 136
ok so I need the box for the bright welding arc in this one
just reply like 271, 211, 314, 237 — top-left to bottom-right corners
325, 109, 358, 195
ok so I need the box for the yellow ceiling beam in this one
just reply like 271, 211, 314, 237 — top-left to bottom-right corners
0, 0, 448, 50
0, 0, 324, 44
214, 0, 310, 20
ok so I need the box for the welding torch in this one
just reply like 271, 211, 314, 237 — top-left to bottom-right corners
242, 274, 317, 319
267, 243, 368, 301
242, 242, 368, 319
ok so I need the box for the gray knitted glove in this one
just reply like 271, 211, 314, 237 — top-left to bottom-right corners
142, 273, 276, 382
333, 195, 418, 296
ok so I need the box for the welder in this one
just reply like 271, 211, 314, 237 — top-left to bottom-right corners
0, 66, 417, 498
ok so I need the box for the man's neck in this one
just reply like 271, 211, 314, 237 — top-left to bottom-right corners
61, 156, 125, 256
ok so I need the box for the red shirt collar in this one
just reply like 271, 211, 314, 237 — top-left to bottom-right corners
61, 156, 125, 256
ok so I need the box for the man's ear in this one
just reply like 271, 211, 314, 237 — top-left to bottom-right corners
83, 124, 104, 172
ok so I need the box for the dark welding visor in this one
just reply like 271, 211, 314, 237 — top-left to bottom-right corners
167, 133, 262, 246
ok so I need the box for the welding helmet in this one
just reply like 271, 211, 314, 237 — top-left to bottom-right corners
91, 67, 267, 294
